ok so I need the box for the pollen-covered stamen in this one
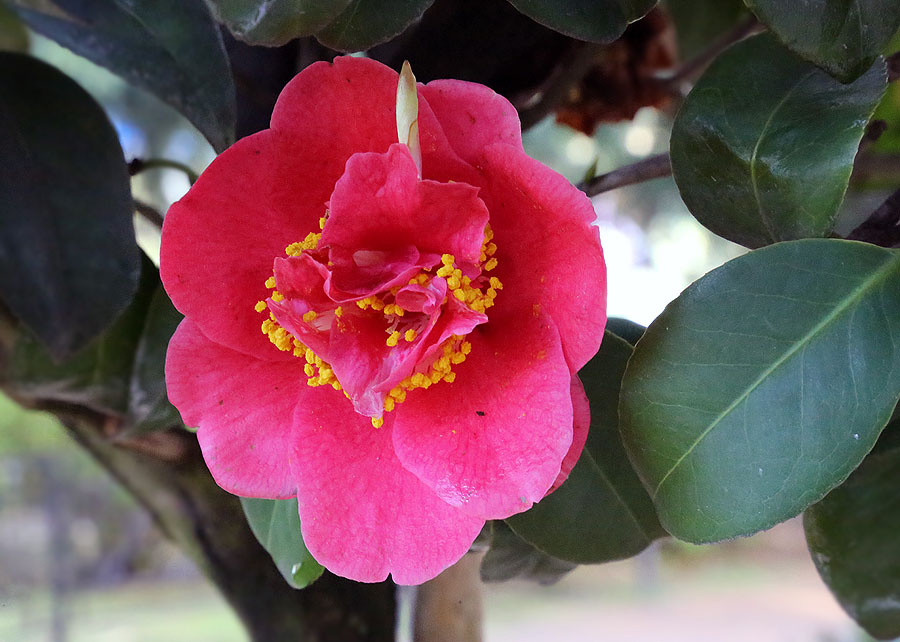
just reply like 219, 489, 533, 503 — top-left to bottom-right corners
254, 222, 502, 428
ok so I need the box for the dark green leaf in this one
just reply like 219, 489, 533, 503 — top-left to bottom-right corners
505, 0, 657, 43
480, 521, 576, 584
805, 423, 900, 640
11, 0, 236, 152
4, 255, 158, 415
605, 317, 646, 346
665, 0, 746, 59
241, 497, 324, 589
123, 287, 183, 436
207, 0, 352, 46
506, 332, 665, 564
0, 53, 140, 359
744, 0, 900, 82
671, 34, 887, 249
315, 0, 436, 52
620, 239, 900, 543
0, 3, 28, 52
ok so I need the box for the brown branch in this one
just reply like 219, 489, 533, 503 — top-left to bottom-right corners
847, 187, 900, 247
516, 41, 606, 131
579, 152, 672, 196
134, 199, 164, 228
656, 16, 764, 93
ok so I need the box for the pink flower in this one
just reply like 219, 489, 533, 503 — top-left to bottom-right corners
161, 57, 606, 585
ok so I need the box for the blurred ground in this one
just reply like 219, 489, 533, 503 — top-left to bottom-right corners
0, 512, 880, 642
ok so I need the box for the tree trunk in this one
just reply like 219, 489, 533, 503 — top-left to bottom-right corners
49, 405, 396, 642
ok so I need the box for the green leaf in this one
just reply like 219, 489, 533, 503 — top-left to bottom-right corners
4, 255, 158, 416
805, 422, 900, 640
241, 497, 324, 589
744, 0, 900, 82
123, 287, 183, 436
670, 34, 887, 249
505, 0, 657, 43
480, 521, 576, 584
315, 0, 436, 52
506, 332, 665, 564
620, 239, 900, 543
11, 0, 236, 152
207, 0, 352, 46
665, 0, 746, 59
0, 52, 140, 359
605, 317, 646, 346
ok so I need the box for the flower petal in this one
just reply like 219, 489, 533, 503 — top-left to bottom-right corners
478, 142, 607, 372
420, 79, 523, 165
161, 130, 326, 361
323, 144, 489, 268
392, 311, 574, 519
548, 374, 591, 493
291, 388, 485, 585
165, 319, 300, 498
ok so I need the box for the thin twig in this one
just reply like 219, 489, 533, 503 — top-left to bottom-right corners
656, 16, 764, 92
516, 41, 606, 131
129, 158, 199, 185
579, 152, 672, 196
134, 199, 164, 228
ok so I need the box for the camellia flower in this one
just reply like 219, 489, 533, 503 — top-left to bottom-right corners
161, 56, 606, 584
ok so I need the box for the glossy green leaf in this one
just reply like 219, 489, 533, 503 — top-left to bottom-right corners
620, 239, 900, 543
507, 332, 665, 563
665, 0, 746, 59
123, 287, 183, 436
744, 0, 900, 82
0, 53, 140, 359
241, 497, 324, 589
315, 0, 436, 52
4, 255, 158, 416
505, 0, 657, 43
805, 423, 900, 640
605, 317, 646, 346
11, 0, 236, 152
671, 34, 887, 249
207, 0, 351, 46
480, 522, 576, 585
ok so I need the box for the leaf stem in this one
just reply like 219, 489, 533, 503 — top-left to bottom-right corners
129, 158, 199, 185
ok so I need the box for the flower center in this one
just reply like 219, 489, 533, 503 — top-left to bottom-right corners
254, 216, 501, 427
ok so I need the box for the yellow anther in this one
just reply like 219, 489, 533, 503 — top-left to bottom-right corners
453, 289, 467, 302
485, 258, 498, 271
302, 310, 317, 322
357, 298, 371, 310
390, 387, 407, 402
372, 417, 384, 428
304, 363, 315, 376
319, 216, 327, 230
271, 291, 284, 302
334, 306, 343, 317
485, 242, 497, 256
386, 331, 401, 347
265, 276, 276, 289
489, 277, 503, 290
254, 300, 267, 312
447, 275, 461, 289
384, 397, 396, 412
444, 372, 456, 383
371, 299, 385, 311
461, 341, 472, 355
404, 329, 417, 342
